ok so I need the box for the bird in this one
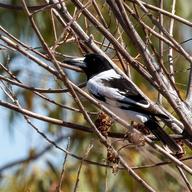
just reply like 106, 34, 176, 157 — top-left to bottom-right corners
64, 53, 182, 155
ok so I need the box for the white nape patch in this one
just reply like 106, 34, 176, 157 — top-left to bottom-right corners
87, 69, 121, 99
93, 69, 121, 80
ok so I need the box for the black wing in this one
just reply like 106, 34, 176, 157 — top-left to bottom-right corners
101, 77, 148, 106
101, 77, 167, 118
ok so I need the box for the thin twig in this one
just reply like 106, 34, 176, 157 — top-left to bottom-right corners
176, 166, 192, 192
0, 135, 68, 173
73, 144, 93, 192
168, 0, 176, 83
127, 0, 192, 27
57, 138, 71, 192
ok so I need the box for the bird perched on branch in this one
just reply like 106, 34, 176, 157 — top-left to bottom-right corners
64, 53, 182, 155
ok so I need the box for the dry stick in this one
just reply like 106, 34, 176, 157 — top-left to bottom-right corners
22, 0, 108, 145
21, 0, 63, 70
0, 99, 95, 134
135, 0, 192, 63
157, 0, 164, 105
123, 4, 177, 53
133, 1, 192, 137
55, 0, 153, 81
0, 35, 65, 77
0, 25, 47, 60
0, 2, 57, 14
131, 156, 192, 170
92, 0, 108, 28
0, 69, 90, 114
123, 4, 180, 90
94, 39, 115, 50
51, 8, 58, 41
0, 96, 116, 174
127, 0, 192, 27
135, 0, 192, 67
57, 138, 71, 192
121, 5, 180, 94
0, 135, 68, 173
117, 0, 176, 86
165, 2, 192, 188
1, 1, 192, 28
73, 144, 93, 192
0, 74, 90, 114
0, 82, 15, 102
4, 81, 68, 167
115, 24, 130, 75
0, 25, 82, 73
0, 71, 83, 94
168, 0, 176, 83
0, 98, 185, 142
0, 135, 191, 173
51, 3, 86, 51
0, 57, 86, 113
177, 166, 192, 192
0, 73, 68, 93
0, 33, 84, 114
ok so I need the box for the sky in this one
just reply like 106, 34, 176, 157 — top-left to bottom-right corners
0, 106, 32, 167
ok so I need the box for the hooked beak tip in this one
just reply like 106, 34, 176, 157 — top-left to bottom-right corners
63, 57, 86, 69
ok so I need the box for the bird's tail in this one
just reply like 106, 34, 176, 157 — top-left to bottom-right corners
144, 118, 183, 156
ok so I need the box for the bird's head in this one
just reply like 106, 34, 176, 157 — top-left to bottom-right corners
64, 54, 113, 79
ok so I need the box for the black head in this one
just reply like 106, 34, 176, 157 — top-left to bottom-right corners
83, 54, 112, 78
64, 54, 113, 79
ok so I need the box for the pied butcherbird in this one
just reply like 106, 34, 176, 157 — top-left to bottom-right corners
64, 53, 182, 155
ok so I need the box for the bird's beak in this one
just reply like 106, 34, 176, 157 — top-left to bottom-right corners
63, 57, 86, 69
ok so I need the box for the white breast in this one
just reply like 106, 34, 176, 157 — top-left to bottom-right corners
102, 102, 149, 123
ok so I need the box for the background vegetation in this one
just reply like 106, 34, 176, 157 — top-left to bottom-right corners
0, 0, 192, 191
